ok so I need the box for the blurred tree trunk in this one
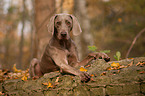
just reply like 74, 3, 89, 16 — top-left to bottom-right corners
34, 0, 55, 59
18, 0, 26, 69
30, 0, 35, 61
60, 0, 64, 13
3, 30, 10, 68
74, 0, 93, 60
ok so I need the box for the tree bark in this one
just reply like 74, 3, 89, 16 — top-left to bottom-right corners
74, 0, 94, 60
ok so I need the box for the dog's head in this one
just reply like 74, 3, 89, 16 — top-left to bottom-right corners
47, 13, 82, 40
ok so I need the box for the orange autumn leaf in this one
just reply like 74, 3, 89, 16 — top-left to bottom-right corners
13, 64, 22, 73
55, 77, 60, 85
42, 82, 48, 86
94, 74, 97, 77
47, 82, 53, 88
136, 61, 145, 66
106, 67, 112, 70
127, 61, 133, 67
0, 92, 3, 95
119, 65, 126, 69
21, 75, 27, 81
55, 77, 59, 83
118, 18, 122, 23
136, 62, 140, 66
111, 62, 120, 68
100, 72, 106, 76
90, 74, 94, 77
80, 67, 87, 72
90, 78, 95, 81
139, 71, 145, 74
128, 58, 134, 59
42, 82, 53, 88
85, 65, 91, 68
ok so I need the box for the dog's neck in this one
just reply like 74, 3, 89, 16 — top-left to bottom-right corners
50, 37, 71, 50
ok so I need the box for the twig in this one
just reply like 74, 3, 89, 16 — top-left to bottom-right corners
126, 27, 145, 58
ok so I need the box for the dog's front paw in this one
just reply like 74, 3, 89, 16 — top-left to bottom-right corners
104, 56, 110, 62
88, 53, 97, 60
79, 72, 90, 83
96, 53, 110, 62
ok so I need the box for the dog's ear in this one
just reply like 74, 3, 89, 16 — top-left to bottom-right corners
70, 15, 82, 36
47, 15, 57, 35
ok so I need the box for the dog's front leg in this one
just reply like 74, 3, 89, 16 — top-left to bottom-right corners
76, 53, 110, 67
50, 49, 90, 82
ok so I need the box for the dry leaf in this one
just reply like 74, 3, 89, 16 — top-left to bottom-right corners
0, 66, 29, 81
0, 92, 2, 95
42, 82, 53, 88
139, 71, 145, 74
111, 62, 120, 68
136, 62, 140, 66
136, 61, 145, 66
128, 58, 134, 59
47, 82, 53, 88
80, 67, 87, 72
118, 18, 122, 23
13, 64, 22, 73
21, 75, 27, 81
94, 74, 97, 77
128, 61, 133, 67
106, 67, 112, 70
55, 77, 59, 83
118, 70, 120, 73
90, 78, 95, 81
42, 82, 48, 86
90, 74, 94, 77
100, 72, 106, 76
85, 65, 91, 68
139, 61, 145, 66
119, 65, 125, 69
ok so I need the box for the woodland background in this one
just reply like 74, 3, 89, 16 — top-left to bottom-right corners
0, 0, 145, 70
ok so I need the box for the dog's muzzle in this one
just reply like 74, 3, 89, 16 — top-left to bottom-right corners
61, 32, 67, 38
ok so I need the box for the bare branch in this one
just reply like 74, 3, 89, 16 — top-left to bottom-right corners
126, 27, 145, 58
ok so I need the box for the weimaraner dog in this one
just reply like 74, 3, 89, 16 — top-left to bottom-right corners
29, 13, 110, 82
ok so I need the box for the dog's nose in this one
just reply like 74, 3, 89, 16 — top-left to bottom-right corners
61, 32, 67, 37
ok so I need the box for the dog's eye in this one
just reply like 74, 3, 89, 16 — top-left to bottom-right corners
56, 22, 61, 25
66, 20, 71, 25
